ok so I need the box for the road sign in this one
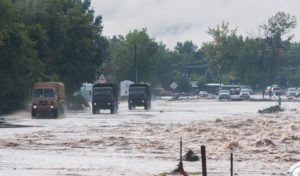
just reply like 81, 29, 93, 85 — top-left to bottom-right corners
96, 74, 107, 84
170, 82, 178, 90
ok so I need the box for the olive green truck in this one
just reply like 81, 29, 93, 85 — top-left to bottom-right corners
31, 82, 65, 118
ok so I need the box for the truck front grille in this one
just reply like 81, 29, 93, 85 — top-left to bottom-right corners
39, 100, 48, 105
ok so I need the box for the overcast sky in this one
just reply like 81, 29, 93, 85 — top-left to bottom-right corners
91, 0, 300, 49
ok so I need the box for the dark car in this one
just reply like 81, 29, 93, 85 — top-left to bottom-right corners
218, 90, 231, 100
239, 89, 250, 100
92, 84, 118, 114
128, 83, 151, 110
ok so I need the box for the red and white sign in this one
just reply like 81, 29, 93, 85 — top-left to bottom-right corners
95, 74, 107, 84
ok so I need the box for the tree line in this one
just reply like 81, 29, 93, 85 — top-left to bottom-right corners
0, 0, 299, 114
0, 0, 107, 113
107, 12, 298, 92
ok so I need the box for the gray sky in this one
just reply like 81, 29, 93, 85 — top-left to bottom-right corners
91, 0, 300, 49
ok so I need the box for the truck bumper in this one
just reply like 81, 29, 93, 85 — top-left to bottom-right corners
92, 102, 112, 110
32, 105, 57, 113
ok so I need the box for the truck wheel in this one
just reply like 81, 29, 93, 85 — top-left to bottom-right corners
60, 104, 65, 114
144, 103, 148, 110
128, 104, 132, 110
92, 107, 97, 114
110, 106, 114, 114
53, 109, 58, 118
31, 109, 37, 118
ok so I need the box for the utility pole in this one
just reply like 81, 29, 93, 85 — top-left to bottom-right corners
134, 44, 137, 83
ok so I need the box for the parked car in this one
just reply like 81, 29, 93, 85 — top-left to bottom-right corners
241, 85, 253, 94
198, 91, 208, 97
218, 90, 231, 100
265, 86, 272, 95
272, 86, 281, 96
286, 161, 300, 176
287, 88, 297, 97
265, 85, 281, 96
239, 89, 250, 100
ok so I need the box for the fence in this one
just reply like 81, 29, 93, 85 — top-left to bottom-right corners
172, 138, 287, 176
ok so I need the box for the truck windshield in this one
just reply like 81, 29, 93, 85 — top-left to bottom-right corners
44, 89, 54, 97
33, 89, 44, 97
32, 88, 55, 97
129, 87, 146, 95
93, 87, 112, 95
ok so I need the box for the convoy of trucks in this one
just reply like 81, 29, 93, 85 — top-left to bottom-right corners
31, 82, 65, 118
30, 81, 151, 117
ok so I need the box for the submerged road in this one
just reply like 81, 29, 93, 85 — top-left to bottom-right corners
0, 99, 299, 175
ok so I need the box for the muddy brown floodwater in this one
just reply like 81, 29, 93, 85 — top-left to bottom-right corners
0, 99, 299, 175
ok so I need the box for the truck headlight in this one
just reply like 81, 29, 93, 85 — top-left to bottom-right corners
93, 102, 96, 106
108, 102, 110, 105
50, 105, 54, 109
33, 105, 37, 109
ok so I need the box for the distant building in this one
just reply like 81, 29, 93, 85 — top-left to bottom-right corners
120, 80, 134, 97
205, 83, 223, 94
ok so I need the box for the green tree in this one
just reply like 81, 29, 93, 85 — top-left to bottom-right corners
153, 44, 177, 89
176, 78, 192, 93
231, 38, 269, 88
284, 42, 300, 86
15, 0, 108, 94
202, 22, 242, 85
261, 12, 297, 84
0, 0, 44, 114
109, 29, 159, 83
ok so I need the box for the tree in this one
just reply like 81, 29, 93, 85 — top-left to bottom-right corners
232, 38, 270, 88
176, 78, 192, 93
0, 0, 44, 114
261, 12, 297, 84
109, 29, 159, 83
155, 44, 183, 89
15, 0, 108, 94
202, 22, 242, 85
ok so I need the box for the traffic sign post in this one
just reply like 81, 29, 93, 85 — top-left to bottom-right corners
96, 74, 107, 84
170, 82, 178, 90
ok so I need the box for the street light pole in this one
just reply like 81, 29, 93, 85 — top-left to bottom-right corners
134, 44, 137, 83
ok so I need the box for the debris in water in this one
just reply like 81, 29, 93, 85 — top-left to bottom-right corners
183, 149, 199, 162
5, 142, 19, 147
225, 140, 240, 149
288, 123, 298, 131
255, 139, 275, 147
258, 105, 283, 113
281, 134, 300, 142
215, 118, 222, 122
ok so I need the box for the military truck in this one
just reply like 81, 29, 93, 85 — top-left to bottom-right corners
128, 83, 151, 110
92, 84, 119, 114
31, 82, 65, 118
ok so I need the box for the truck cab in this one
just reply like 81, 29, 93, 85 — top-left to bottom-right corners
31, 82, 65, 118
92, 84, 118, 114
128, 83, 151, 110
